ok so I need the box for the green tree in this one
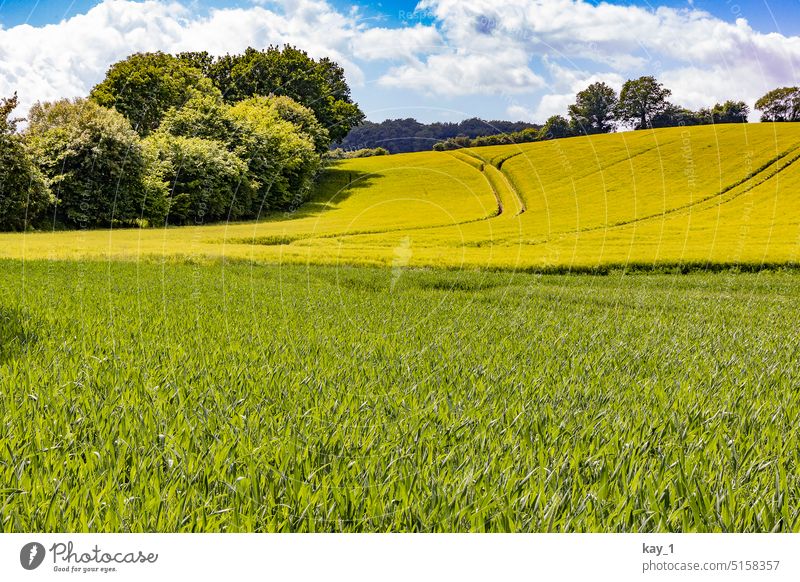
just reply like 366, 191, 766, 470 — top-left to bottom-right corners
616, 76, 672, 129
159, 95, 322, 213
650, 104, 703, 128
186, 46, 364, 142
0, 94, 51, 230
708, 100, 750, 124
26, 98, 166, 227
90, 52, 220, 135
538, 115, 573, 140
229, 97, 320, 211
261, 95, 330, 154
159, 93, 241, 145
144, 133, 252, 225
755, 87, 800, 122
568, 82, 618, 135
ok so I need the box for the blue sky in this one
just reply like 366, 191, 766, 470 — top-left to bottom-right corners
1, 0, 799, 124
2, 1, 800, 35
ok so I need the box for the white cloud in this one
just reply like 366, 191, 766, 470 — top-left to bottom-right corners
380, 48, 545, 96
1, 0, 799, 124
412, 0, 800, 120
0, 0, 368, 116
351, 25, 442, 61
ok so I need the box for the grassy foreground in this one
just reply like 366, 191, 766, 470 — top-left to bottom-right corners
1, 123, 799, 271
2, 259, 800, 532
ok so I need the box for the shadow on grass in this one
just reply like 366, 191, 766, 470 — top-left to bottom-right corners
235, 166, 380, 246
0, 308, 38, 364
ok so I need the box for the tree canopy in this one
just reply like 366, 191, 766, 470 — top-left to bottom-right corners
90, 52, 220, 136
617, 76, 672, 129
341, 118, 538, 153
755, 87, 800, 122
0, 94, 51, 230
26, 98, 161, 228
144, 133, 251, 224
539, 115, 573, 140
229, 97, 320, 210
706, 101, 750, 124
568, 82, 618, 135
178, 46, 364, 142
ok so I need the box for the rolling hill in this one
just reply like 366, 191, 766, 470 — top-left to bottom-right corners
2, 122, 799, 271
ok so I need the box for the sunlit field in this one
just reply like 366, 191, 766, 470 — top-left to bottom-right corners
2, 123, 799, 271
3, 122, 800, 533
2, 260, 800, 532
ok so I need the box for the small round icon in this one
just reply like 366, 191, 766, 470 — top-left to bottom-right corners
20, 542, 46, 570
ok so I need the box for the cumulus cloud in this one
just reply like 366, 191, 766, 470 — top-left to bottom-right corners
380, 49, 545, 96
410, 0, 800, 120
1, 0, 799, 123
0, 0, 368, 116
351, 24, 443, 61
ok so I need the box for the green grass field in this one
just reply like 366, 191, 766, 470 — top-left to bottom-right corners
2, 124, 800, 533
1, 123, 799, 271
2, 261, 800, 532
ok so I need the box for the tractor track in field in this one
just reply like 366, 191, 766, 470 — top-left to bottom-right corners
235, 137, 800, 250
228, 208, 507, 247
445, 151, 504, 217
230, 153, 505, 247
450, 150, 527, 216
523, 142, 800, 246
442, 137, 687, 223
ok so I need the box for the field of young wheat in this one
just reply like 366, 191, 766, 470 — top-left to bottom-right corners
2, 260, 800, 532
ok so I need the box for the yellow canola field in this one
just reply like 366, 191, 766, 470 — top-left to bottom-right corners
2, 123, 799, 271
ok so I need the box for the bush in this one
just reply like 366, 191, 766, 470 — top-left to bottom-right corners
144, 133, 252, 225
0, 94, 51, 230
229, 98, 319, 211
26, 98, 161, 228
327, 147, 389, 159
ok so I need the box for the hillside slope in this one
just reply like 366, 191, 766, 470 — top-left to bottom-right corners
2, 123, 799, 270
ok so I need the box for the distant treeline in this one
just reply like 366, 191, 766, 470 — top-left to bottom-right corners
0, 46, 364, 231
338, 118, 540, 154
433, 79, 800, 150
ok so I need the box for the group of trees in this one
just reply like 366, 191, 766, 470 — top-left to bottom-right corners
327, 147, 389, 159
0, 95, 50, 230
339, 118, 539, 154
564, 76, 752, 135
434, 79, 798, 151
0, 46, 364, 230
432, 128, 541, 151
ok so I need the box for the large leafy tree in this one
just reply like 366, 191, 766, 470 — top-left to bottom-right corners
262, 95, 330, 154
179, 46, 364, 143
755, 87, 800, 122
158, 94, 241, 145
568, 82, 618, 135
616, 76, 672, 129
538, 115, 573, 140
90, 52, 220, 135
26, 99, 166, 227
0, 94, 51, 230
